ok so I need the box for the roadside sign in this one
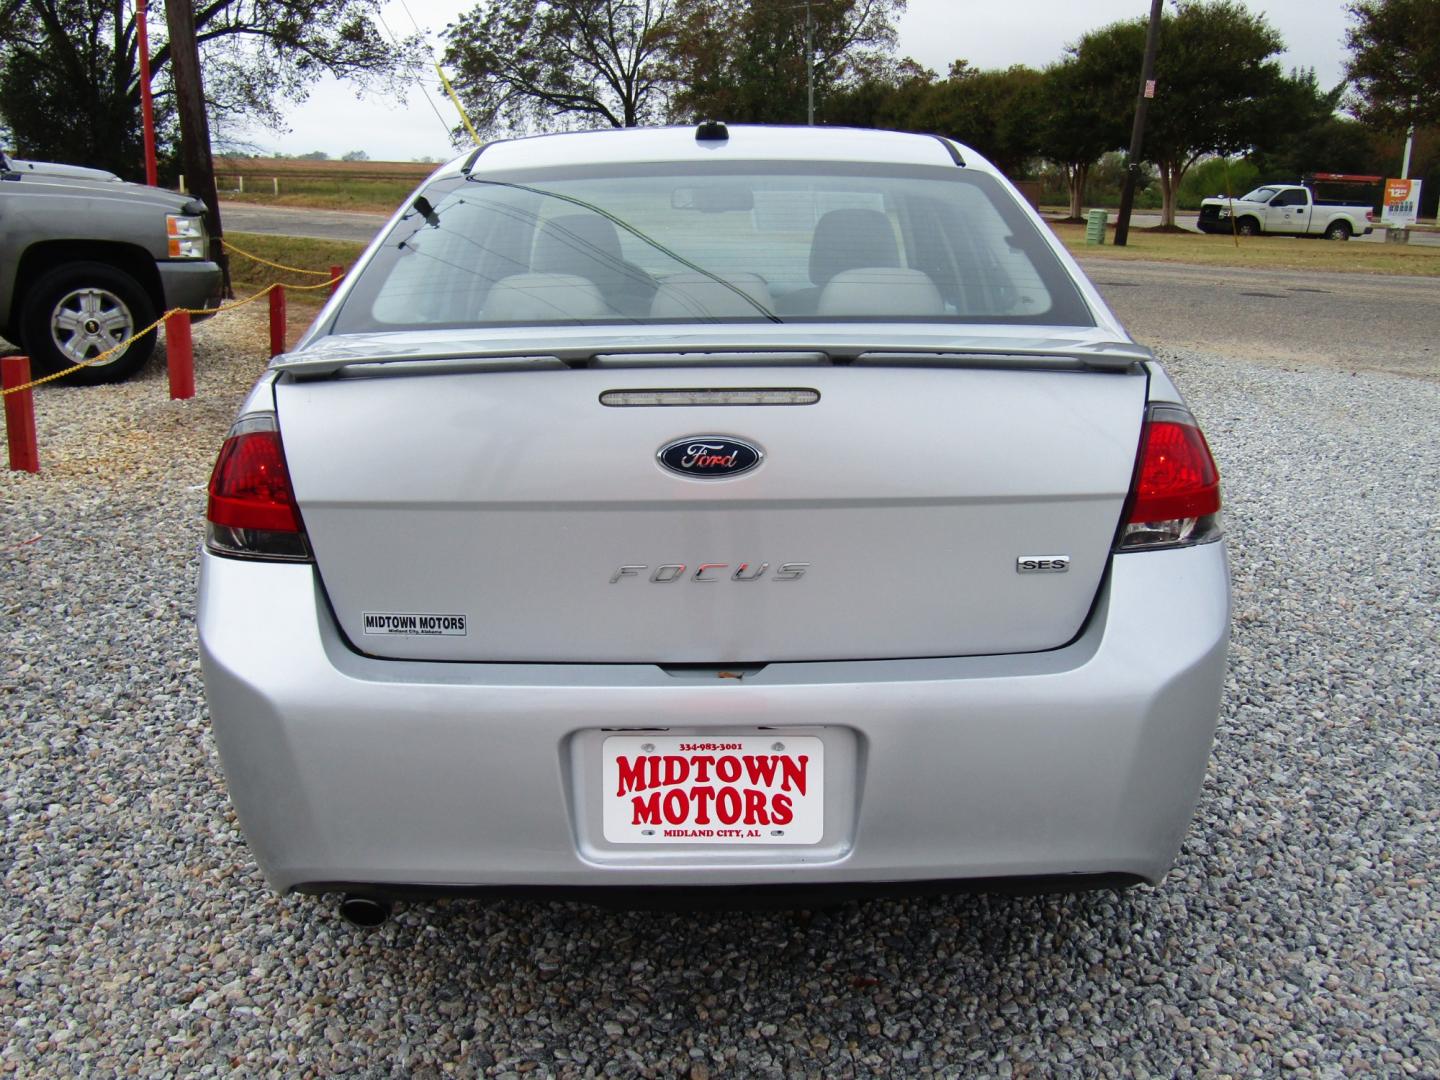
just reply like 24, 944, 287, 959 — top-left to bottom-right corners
1381, 178, 1422, 228
1144, 80, 1156, 99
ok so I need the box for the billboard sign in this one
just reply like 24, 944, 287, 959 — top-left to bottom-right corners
1381, 178, 1422, 228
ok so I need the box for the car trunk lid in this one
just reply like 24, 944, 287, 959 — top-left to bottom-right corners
275, 358, 1146, 663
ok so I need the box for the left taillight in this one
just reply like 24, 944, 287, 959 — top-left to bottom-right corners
206, 414, 311, 561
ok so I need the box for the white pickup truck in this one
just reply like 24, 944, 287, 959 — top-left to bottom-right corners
1197, 184, 1375, 240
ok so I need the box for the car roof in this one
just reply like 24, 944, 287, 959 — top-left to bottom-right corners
435, 124, 982, 178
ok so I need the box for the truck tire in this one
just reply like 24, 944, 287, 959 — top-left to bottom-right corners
1324, 220, 1352, 241
1236, 217, 1260, 237
19, 262, 157, 385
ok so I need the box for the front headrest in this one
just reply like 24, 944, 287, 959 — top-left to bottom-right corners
808, 208, 900, 287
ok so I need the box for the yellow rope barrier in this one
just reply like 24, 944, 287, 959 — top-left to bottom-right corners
1, 271, 342, 397
221, 237, 334, 277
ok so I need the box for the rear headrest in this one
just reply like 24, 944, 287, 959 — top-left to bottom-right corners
817, 268, 943, 317
533, 214, 627, 280
649, 271, 775, 319
809, 208, 900, 287
480, 273, 609, 322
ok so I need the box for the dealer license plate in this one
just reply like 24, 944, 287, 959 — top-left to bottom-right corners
602, 735, 824, 845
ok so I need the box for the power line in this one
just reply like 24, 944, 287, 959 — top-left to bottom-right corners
385, 1, 478, 144
394, 0, 427, 39
375, 10, 453, 140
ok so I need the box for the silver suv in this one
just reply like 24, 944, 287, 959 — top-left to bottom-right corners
198, 124, 1229, 923
0, 149, 222, 383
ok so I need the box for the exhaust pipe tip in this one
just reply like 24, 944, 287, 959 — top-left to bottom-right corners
338, 894, 392, 928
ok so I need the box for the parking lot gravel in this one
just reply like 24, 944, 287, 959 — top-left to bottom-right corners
2, 310, 1437, 1077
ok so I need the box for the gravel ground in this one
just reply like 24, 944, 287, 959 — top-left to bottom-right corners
2, 312, 1437, 1077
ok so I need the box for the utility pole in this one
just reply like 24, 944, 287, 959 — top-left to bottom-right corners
163, 0, 229, 290
805, 0, 815, 125
1401, 94, 1418, 179
136, 0, 157, 186
1114, 0, 1163, 247
787, 0, 829, 125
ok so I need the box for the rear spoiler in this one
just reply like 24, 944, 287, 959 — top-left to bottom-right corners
273, 341, 1152, 380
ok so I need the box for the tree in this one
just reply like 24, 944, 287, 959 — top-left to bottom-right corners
1069, 2, 1285, 228
0, 0, 417, 178
905, 62, 1046, 178
1345, 0, 1440, 132
1250, 69, 1377, 179
823, 59, 936, 130
1041, 49, 1132, 219
0, 0, 150, 172
443, 0, 676, 134
669, 0, 906, 125
341, 149, 370, 161
1147, 2, 1285, 226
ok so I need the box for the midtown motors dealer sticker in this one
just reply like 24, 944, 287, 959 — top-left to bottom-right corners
362, 612, 468, 636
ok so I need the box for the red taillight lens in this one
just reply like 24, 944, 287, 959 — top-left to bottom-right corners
208, 429, 300, 531
1118, 405, 1223, 550
1130, 419, 1221, 522
206, 415, 310, 561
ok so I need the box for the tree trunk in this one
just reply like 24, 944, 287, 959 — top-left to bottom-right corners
1160, 160, 1177, 228
1067, 162, 1090, 220
163, 0, 229, 292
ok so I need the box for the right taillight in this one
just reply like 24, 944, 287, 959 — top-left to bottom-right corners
1116, 404, 1223, 551
206, 413, 311, 561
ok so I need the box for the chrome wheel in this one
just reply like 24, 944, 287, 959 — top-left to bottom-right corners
50, 287, 134, 366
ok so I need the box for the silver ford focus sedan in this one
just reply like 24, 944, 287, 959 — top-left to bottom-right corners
197, 124, 1228, 922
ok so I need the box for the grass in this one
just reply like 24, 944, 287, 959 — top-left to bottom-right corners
214, 158, 431, 213
222, 232, 367, 329
1051, 221, 1440, 276
222, 178, 417, 214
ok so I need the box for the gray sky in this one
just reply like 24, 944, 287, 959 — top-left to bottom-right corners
229, 0, 1357, 161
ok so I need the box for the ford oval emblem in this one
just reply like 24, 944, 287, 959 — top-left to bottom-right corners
657, 436, 763, 479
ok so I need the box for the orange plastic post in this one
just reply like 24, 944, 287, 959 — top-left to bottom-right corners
2, 355, 39, 473
329, 265, 344, 296
269, 286, 287, 358
165, 310, 195, 399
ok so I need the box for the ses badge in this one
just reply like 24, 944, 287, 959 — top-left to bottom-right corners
363, 612, 468, 636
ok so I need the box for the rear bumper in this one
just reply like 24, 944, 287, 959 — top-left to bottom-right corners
198, 542, 1230, 894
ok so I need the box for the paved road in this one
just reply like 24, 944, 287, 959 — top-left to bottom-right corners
1082, 258, 1439, 378
218, 202, 1439, 378
1087, 210, 1440, 247
220, 201, 390, 243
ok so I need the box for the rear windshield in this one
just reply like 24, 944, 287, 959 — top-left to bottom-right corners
333, 162, 1093, 331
